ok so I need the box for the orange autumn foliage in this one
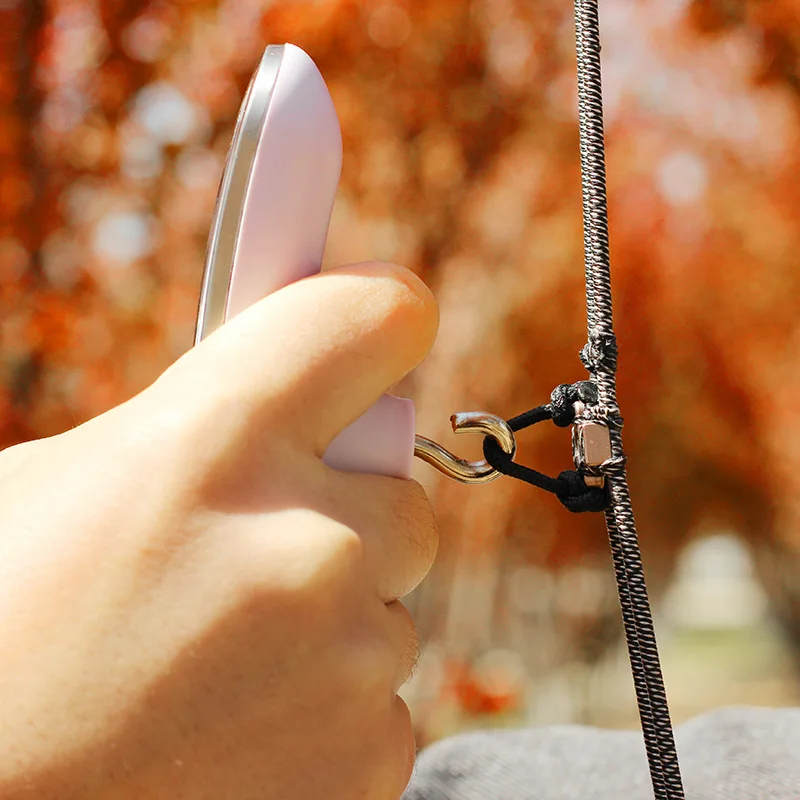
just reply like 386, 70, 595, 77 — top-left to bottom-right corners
3, 0, 800, 731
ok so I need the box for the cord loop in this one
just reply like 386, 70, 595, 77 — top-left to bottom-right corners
481, 381, 610, 513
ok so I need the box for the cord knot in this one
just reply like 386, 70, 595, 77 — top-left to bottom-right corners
580, 331, 618, 375
556, 469, 609, 512
549, 381, 598, 427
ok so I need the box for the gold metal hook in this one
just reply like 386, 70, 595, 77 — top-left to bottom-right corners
414, 412, 516, 484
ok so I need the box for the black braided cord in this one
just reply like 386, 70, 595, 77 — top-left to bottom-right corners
574, 2, 685, 798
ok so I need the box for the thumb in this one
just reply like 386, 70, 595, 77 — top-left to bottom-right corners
161, 261, 438, 458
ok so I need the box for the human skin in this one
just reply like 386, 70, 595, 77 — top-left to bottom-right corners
0, 262, 438, 800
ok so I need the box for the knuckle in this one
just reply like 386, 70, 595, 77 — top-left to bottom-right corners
140, 362, 253, 452
122, 386, 300, 506
116, 394, 204, 458
322, 641, 390, 714
386, 601, 420, 688
243, 512, 366, 605
312, 520, 367, 590
326, 608, 411, 705
386, 697, 416, 793
335, 602, 419, 703
344, 635, 398, 699
341, 694, 415, 800
392, 480, 439, 577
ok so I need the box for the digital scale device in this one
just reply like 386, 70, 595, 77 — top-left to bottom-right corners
194, 43, 416, 479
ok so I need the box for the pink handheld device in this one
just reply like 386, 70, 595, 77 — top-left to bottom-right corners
195, 43, 416, 479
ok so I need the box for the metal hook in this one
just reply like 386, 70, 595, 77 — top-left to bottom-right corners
414, 412, 517, 484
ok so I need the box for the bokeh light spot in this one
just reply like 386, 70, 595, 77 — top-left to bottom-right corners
0, 238, 30, 282
123, 16, 171, 63
368, 4, 412, 49
656, 150, 708, 205
132, 82, 202, 145
92, 211, 157, 265
120, 134, 164, 181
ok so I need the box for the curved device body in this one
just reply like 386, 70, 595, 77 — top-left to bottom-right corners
195, 43, 415, 478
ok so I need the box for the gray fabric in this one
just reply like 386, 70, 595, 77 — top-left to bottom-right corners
404, 707, 800, 799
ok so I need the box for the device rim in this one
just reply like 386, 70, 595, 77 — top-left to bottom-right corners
194, 44, 285, 344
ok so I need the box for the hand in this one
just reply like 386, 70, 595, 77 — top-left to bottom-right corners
0, 262, 439, 800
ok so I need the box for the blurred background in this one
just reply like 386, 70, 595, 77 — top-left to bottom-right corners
3, 0, 800, 747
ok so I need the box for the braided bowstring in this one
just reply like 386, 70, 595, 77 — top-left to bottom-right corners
573, 1, 685, 798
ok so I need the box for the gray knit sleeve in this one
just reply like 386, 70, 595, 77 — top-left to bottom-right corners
403, 707, 800, 800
